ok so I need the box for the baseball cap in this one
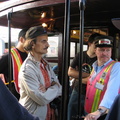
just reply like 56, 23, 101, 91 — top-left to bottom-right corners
25, 26, 47, 39
94, 35, 113, 47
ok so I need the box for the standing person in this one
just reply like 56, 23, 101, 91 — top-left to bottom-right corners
67, 33, 101, 120
104, 18, 120, 120
0, 28, 28, 99
84, 35, 120, 120
18, 26, 62, 120
0, 78, 39, 120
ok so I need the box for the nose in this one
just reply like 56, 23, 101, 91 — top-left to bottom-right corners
47, 42, 50, 47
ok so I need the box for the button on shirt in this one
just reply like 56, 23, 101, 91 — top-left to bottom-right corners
91, 58, 120, 109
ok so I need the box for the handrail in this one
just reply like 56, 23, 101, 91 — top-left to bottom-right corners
7, 11, 12, 91
60, 0, 71, 119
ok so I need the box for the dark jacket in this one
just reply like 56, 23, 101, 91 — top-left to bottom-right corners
0, 79, 39, 120
105, 94, 120, 120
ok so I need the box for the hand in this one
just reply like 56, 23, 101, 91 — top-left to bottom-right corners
39, 84, 46, 93
84, 110, 101, 120
51, 81, 60, 87
82, 72, 90, 78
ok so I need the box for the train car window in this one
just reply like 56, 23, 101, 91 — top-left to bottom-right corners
76, 43, 88, 53
70, 42, 75, 57
0, 39, 5, 56
0, 26, 21, 55
45, 34, 62, 75
46, 36, 59, 57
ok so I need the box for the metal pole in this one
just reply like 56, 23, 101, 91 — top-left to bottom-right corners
60, 0, 71, 120
7, 12, 12, 91
73, 0, 85, 119
78, 0, 85, 117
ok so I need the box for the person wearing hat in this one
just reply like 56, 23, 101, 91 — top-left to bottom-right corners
0, 28, 28, 100
84, 35, 120, 120
18, 26, 62, 120
67, 33, 101, 120
103, 18, 120, 120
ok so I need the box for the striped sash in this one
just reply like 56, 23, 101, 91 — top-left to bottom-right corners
91, 61, 116, 112
85, 60, 116, 113
11, 48, 23, 93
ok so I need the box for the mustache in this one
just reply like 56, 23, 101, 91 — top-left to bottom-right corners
44, 47, 49, 49
101, 55, 109, 58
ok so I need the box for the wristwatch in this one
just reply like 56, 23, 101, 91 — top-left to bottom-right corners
97, 108, 106, 115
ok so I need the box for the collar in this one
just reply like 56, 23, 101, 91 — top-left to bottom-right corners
92, 58, 113, 72
28, 53, 49, 67
41, 58, 47, 67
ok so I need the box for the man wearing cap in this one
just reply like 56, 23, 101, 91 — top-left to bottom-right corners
0, 28, 28, 99
103, 18, 120, 120
84, 35, 120, 120
67, 33, 101, 120
18, 26, 62, 120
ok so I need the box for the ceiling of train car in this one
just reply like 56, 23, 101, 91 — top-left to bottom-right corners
0, 0, 8, 2
0, 0, 120, 31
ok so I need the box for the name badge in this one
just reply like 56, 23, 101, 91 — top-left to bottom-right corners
95, 82, 104, 91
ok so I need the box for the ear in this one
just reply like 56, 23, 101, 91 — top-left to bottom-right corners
19, 37, 25, 43
94, 48, 97, 53
88, 42, 91, 46
31, 41, 35, 48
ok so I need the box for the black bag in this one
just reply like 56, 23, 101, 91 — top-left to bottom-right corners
50, 97, 61, 110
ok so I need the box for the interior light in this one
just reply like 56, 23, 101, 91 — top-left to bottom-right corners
73, 30, 77, 34
42, 23, 47, 27
41, 12, 46, 18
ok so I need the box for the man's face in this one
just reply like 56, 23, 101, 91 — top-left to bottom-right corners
32, 35, 49, 55
95, 47, 112, 64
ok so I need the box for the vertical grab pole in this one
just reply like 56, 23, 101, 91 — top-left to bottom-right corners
78, 0, 86, 119
73, 0, 85, 119
7, 12, 12, 91
60, 0, 71, 120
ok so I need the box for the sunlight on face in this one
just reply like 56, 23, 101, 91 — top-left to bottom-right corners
32, 35, 49, 55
